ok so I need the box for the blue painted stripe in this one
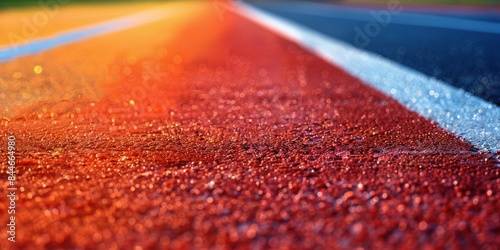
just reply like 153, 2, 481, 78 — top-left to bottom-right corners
0, 8, 177, 62
238, 3, 500, 152
262, 3, 500, 35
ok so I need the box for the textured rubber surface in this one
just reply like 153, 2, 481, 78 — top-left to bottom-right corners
237, 2, 500, 153
0, 3, 499, 249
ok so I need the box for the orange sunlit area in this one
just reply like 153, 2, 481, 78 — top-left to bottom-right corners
0, 1, 243, 248
0, 1, 222, 118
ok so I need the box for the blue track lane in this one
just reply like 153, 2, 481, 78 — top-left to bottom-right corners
247, 1, 500, 106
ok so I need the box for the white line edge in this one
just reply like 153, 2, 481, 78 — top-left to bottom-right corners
236, 2, 500, 152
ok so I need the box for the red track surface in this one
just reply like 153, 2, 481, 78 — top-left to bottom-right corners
1, 3, 499, 249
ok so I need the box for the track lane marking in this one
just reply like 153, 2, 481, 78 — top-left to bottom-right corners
237, 3, 500, 152
0, 6, 190, 62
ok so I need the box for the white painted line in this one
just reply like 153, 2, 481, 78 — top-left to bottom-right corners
0, 6, 188, 62
237, 3, 500, 152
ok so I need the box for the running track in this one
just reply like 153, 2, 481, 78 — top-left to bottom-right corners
0, 1, 499, 249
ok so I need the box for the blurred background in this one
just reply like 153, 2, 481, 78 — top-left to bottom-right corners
2, 0, 500, 10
